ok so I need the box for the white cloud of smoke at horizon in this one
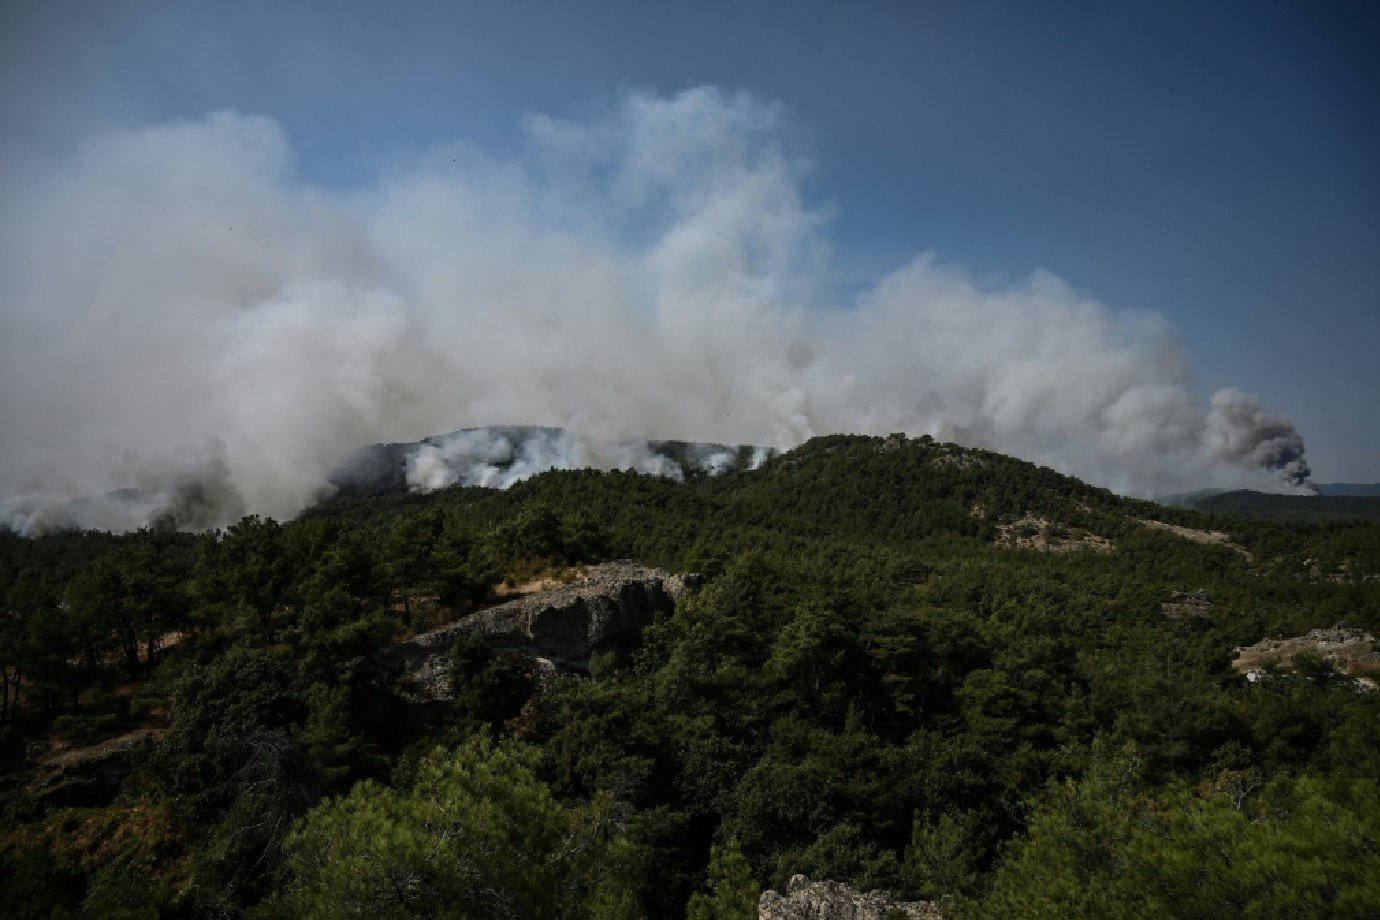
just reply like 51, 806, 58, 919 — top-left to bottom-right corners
0, 88, 1312, 533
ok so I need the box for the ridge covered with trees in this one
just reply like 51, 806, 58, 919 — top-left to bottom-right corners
2, 434, 1378, 918
1182, 489, 1380, 523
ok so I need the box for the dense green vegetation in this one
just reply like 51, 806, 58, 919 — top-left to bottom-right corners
3, 434, 1379, 918
1174, 489, 1380, 522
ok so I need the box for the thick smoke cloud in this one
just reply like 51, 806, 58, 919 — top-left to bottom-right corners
406, 428, 687, 491
0, 88, 1311, 532
1204, 388, 1311, 486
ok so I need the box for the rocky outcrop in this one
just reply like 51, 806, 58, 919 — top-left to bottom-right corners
995, 516, 1112, 553
1233, 627, 1378, 688
1162, 589, 1213, 619
387, 562, 698, 700
759, 875, 941, 919
33, 728, 165, 807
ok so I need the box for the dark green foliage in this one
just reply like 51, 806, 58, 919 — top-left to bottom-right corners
157, 647, 307, 813
1189, 490, 1380, 522
448, 635, 533, 728
2, 434, 1378, 918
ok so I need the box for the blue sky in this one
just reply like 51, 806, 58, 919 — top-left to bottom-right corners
3, 0, 1378, 481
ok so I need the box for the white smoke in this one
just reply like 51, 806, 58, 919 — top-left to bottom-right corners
0, 440, 243, 535
404, 428, 686, 491
0, 88, 1312, 532
689, 447, 739, 477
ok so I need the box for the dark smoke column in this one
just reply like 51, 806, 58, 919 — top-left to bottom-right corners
1204, 388, 1312, 488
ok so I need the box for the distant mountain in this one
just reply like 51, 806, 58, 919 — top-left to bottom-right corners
1182, 490, 1380, 522
1156, 481, 1380, 521
1155, 488, 1234, 508
1315, 483, 1380, 497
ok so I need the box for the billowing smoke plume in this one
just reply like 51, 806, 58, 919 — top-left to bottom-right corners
406, 428, 687, 491
1204, 389, 1311, 487
0, 88, 1312, 533
0, 442, 243, 534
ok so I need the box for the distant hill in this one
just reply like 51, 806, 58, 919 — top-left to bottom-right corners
1157, 482, 1380, 522
1316, 482, 1380, 497
1187, 490, 1380, 522
1156, 487, 1233, 508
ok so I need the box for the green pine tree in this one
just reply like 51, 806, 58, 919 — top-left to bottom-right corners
686, 840, 759, 920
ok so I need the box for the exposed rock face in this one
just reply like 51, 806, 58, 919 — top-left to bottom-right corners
387, 562, 698, 700
759, 875, 941, 920
1162, 589, 1213, 619
34, 728, 165, 807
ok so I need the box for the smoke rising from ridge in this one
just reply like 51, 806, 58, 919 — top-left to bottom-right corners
0, 89, 1312, 532
405, 428, 691, 492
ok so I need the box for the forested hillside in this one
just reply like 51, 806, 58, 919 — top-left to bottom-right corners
1187, 490, 1380, 522
3, 434, 1378, 918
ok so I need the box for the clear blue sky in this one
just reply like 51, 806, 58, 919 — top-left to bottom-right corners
4, 0, 1377, 479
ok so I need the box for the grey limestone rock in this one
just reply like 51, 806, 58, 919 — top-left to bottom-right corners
387, 561, 698, 700
759, 875, 941, 920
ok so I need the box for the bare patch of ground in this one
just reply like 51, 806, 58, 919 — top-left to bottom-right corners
493, 566, 585, 598
1232, 628, 1379, 688
995, 517, 1112, 553
1139, 519, 1252, 559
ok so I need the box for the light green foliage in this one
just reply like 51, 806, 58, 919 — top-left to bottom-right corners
976, 749, 1380, 919
267, 736, 637, 920
905, 809, 982, 899
686, 840, 758, 920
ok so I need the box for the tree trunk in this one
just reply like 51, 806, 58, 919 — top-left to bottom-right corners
1, 665, 9, 725
119, 622, 140, 681
84, 643, 109, 689
258, 606, 277, 643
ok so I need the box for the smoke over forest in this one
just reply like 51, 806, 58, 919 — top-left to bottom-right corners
0, 88, 1311, 533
